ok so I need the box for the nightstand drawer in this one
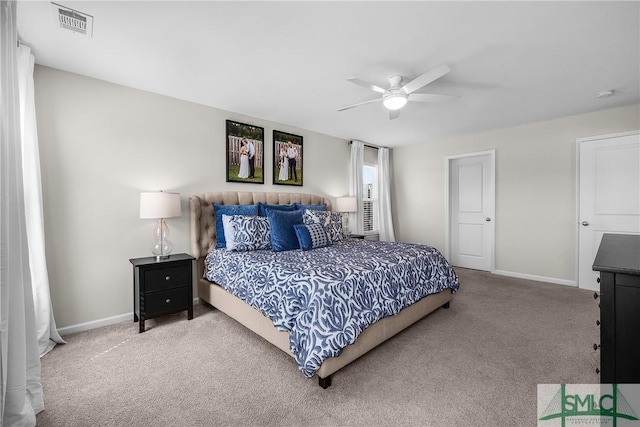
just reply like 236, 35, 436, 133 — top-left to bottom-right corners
144, 264, 190, 291
144, 288, 189, 315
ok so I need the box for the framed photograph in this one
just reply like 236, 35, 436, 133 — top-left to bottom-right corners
273, 130, 303, 186
226, 120, 264, 184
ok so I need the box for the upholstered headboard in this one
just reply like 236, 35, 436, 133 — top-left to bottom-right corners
189, 191, 332, 260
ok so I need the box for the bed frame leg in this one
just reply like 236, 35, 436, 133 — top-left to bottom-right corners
318, 375, 332, 389
442, 301, 450, 309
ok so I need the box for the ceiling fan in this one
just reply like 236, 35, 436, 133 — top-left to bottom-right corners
337, 64, 455, 120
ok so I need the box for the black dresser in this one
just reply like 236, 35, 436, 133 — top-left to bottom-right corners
592, 233, 640, 383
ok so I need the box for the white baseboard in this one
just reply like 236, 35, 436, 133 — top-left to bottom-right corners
492, 269, 576, 287
57, 298, 202, 336
57, 312, 132, 336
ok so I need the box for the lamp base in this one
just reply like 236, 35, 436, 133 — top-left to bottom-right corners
151, 240, 173, 260
341, 213, 351, 237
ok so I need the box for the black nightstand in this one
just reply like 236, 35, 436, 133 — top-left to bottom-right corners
350, 234, 379, 241
129, 253, 195, 333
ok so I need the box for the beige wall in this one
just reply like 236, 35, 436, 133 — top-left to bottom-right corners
34, 64, 639, 328
392, 104, 640, 283
34, 66, 350, 329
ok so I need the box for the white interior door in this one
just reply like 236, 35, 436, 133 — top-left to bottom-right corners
448, 152, 495, 271
578, 132, 640, 291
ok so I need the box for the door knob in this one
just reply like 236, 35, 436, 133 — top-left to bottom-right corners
486, 217, 491, 222
581, 221, 589, 226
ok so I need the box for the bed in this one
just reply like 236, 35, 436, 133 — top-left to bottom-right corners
190, 191, 459, 388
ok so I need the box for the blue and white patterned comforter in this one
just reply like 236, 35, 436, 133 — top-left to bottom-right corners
204, 239, 459, 377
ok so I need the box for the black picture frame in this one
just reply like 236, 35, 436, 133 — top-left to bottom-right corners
273, 130, 303, 186
226, 120, 264, 184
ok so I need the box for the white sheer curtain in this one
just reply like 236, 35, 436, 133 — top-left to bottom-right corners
349, 140, 365, 235
1, 1, 44, 425
377, 147, 396, 242
18, 44, 65, 357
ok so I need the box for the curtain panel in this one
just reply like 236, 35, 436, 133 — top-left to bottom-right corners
1, 1, 44, 425
349, 140, 365, 235
377, 147, 396, 242
18, 44, 65, 357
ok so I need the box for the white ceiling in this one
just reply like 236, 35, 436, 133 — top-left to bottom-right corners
16, 1, 640, 148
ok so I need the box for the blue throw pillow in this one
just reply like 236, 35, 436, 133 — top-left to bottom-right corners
294, 223, 330, 251
294, 203, 326, 212
267, 209, 303, 252
213, 203, 258, 249
258, 202, 296, 217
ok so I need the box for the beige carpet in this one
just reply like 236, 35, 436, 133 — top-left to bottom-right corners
35, 268, 599, 426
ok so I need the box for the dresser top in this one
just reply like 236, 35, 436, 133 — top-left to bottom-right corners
592, 234, 640, 275
129, 253, 195, 267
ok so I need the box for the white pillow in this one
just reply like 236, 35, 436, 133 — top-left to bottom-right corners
223, 215, 271, 251
222, 214, 237, 250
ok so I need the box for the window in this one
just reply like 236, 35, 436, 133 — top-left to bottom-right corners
362, 164, 378, 233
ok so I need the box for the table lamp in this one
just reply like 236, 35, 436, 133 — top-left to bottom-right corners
335, 196, 357, 236
139, 191, 181, 260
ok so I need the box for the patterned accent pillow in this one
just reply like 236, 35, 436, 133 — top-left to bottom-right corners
293, 223, 330, 251
213, 203, 259, 249
223, 215, 271, 251
303, 209, 344, 243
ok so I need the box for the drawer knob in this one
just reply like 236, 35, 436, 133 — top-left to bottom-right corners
165, 298, 171, 304
596, 319, 600, 326
593, 343, 600, 351
596, 368, 600, 375
165, 276, 171, 281
596, 277, 600, 284
593, 292, 599, 299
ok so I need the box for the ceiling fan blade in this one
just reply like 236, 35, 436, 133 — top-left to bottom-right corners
337, 98, 381, 112
389, 110, 400, 120
408, 93, 458, 103
401, 64, 451, 95
347, 77, 386, 94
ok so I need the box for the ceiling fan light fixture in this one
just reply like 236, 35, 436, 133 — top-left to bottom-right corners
340, 65, 452, 117
383, 92, 408, 110
596, 89, 615, 99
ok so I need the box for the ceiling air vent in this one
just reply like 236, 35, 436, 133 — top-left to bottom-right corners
50, 2, 93, 37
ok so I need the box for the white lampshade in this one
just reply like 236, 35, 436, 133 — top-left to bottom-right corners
335, 197, 357, 213
139, 192, 181, 219
140, 191, 181, 260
